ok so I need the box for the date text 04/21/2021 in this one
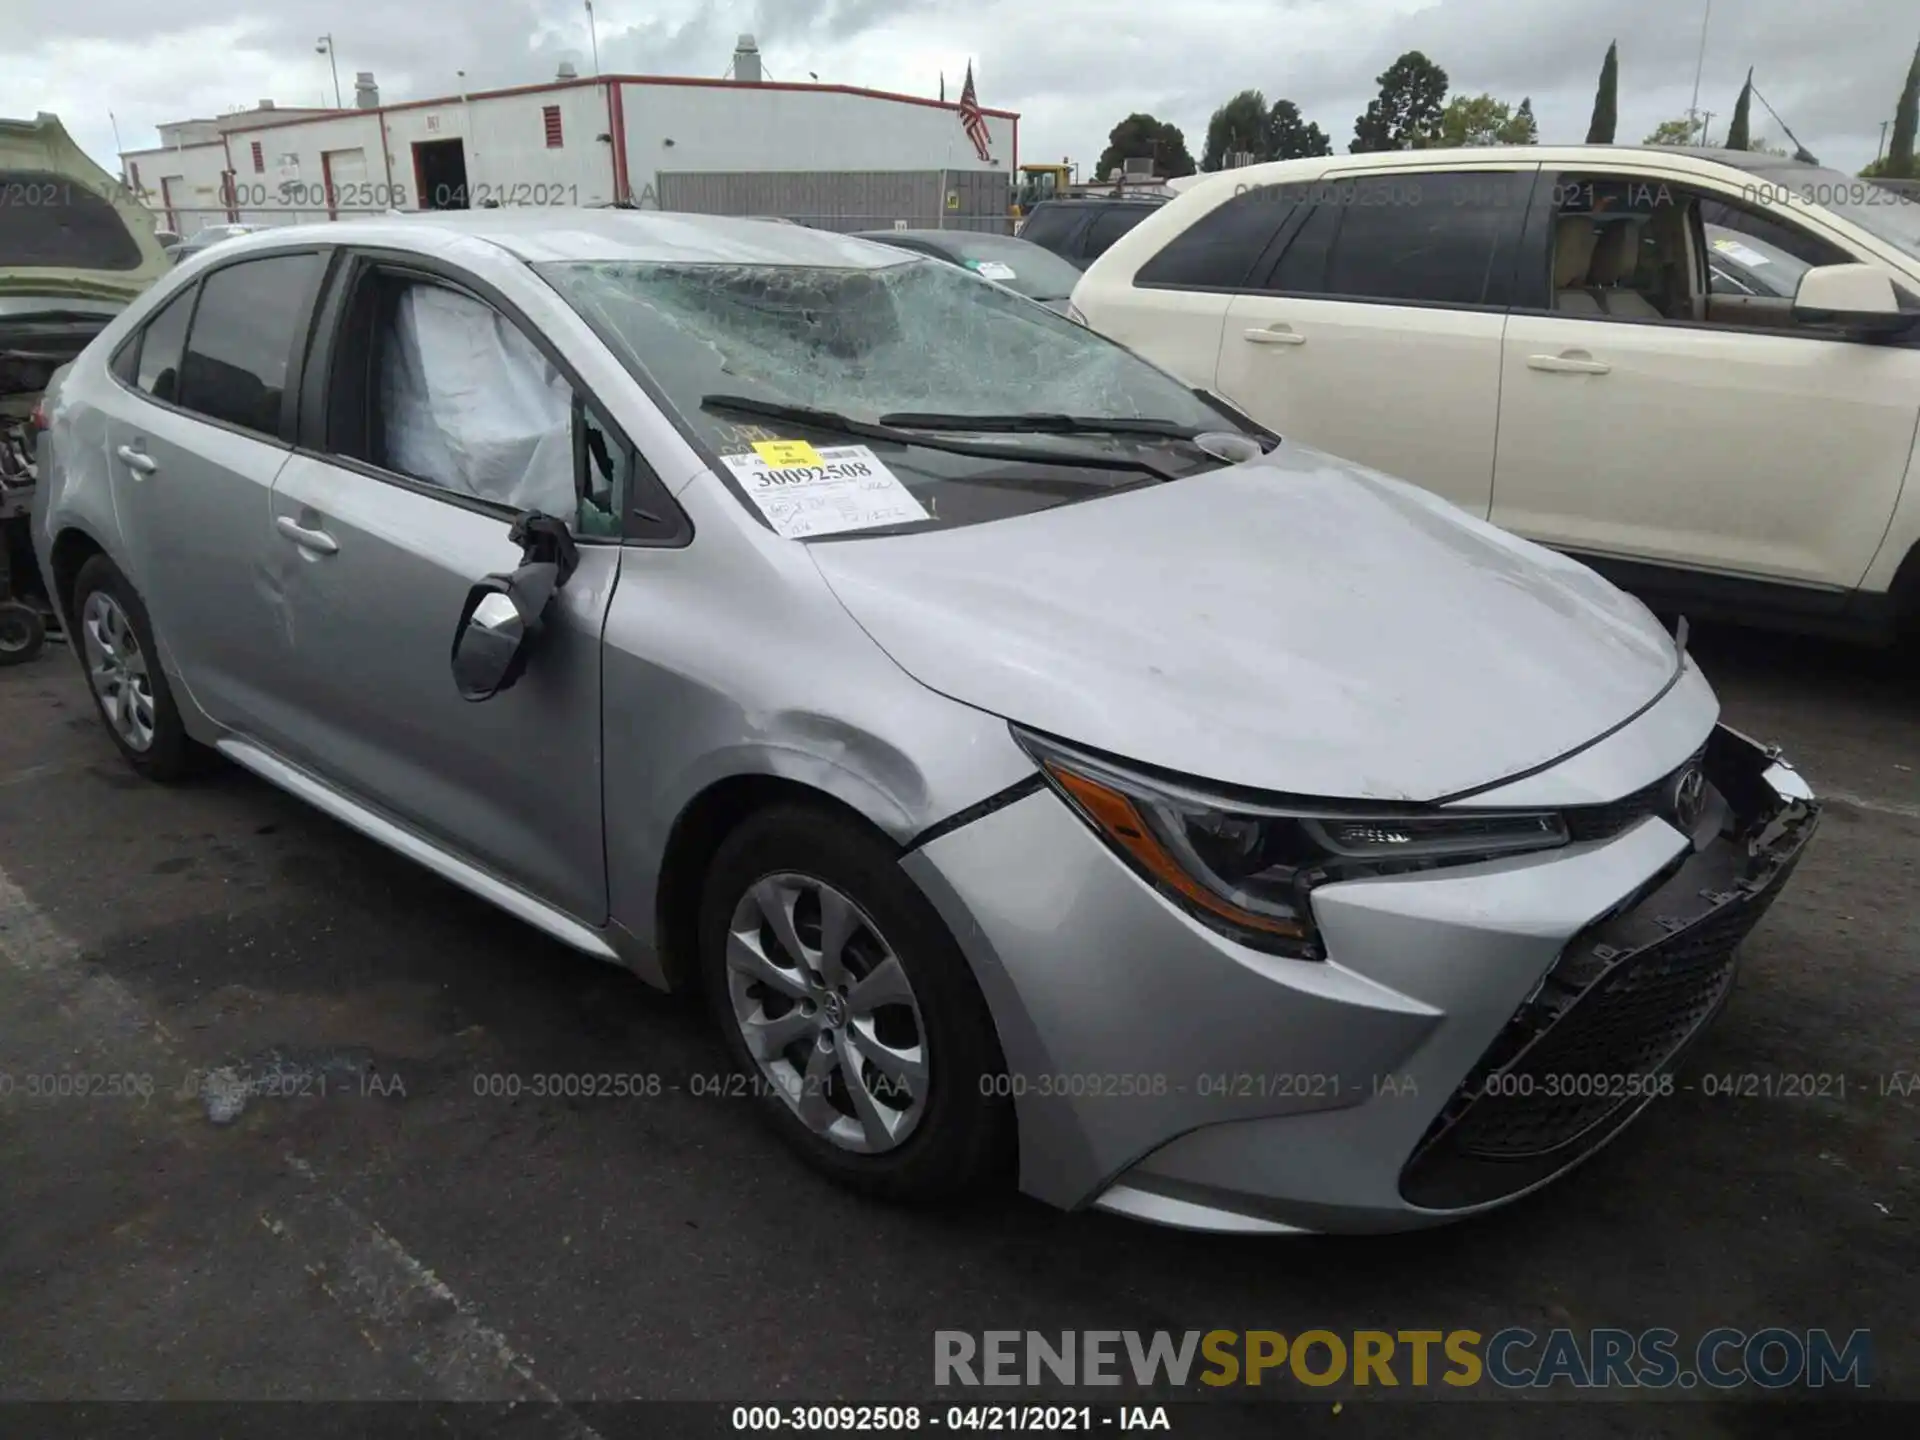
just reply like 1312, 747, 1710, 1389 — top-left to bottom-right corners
729, 1406, 1172, 1431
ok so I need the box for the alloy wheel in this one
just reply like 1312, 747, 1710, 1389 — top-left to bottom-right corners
81, 590, 157, 752
725, 872, 931, 1154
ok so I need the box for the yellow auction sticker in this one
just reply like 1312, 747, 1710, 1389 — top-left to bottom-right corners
753, 439, 824, 469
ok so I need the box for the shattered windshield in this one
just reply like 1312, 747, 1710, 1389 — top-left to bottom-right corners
537, 256, 1238, 536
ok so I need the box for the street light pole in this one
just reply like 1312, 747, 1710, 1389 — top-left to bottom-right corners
1687, 0, 1714, 139
316, 35, 343, 108
1880, 120, 1892, 162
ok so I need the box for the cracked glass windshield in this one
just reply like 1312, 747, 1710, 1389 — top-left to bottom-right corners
538, 253, 1244, 535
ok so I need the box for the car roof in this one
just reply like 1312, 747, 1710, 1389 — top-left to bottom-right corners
1189, 144, 1824, 193
209, 209, 915, 269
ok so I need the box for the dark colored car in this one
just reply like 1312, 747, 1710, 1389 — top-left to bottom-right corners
1013, 198, 1166, 271
850, 229, 1084, 311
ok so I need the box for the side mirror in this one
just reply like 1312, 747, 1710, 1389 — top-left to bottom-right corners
1792, 263, 1917, 335
451, 560, 561, 701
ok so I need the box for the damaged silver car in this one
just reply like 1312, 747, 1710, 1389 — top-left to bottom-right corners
31, 212, 1819, 1232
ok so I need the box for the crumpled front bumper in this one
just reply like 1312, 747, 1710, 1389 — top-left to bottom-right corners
903, 722, 1817, 1234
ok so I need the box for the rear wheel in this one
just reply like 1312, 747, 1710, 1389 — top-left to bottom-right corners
71, 555, 206, 781
699, 803, 1013, 1202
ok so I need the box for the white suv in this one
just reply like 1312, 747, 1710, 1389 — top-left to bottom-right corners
1070, 147, 1920, 644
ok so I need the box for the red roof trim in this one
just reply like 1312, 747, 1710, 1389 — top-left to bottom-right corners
189, 73, 1019, 138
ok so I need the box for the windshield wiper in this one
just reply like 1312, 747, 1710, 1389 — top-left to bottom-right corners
877, 411, 1209, 440
700, 394, 1182, 482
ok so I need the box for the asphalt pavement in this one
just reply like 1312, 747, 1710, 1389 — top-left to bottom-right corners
0, 624, 1913, 1439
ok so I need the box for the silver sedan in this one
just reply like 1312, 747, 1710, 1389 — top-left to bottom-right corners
29, 212, 1819, 1232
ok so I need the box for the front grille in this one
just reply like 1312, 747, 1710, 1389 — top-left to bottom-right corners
1563, 744, 1705, 843
1399, 794, 1814, 1212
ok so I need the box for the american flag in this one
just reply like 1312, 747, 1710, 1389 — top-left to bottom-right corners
957, 63, 991, 162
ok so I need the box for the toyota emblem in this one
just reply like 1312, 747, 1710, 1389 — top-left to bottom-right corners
1669, 766, 1707, 832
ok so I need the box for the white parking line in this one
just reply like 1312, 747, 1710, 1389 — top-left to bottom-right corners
0, 865, 601, 1431
1819, 789, 1920, 822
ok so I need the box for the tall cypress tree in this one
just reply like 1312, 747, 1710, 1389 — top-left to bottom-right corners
1586, 41, 1619, 143
1889, 39, 1920, 178
1727, 68, 1754, 150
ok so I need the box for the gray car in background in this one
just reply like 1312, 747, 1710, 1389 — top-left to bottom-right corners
30, 212, 1818, 1233
851, 229, 1084, 312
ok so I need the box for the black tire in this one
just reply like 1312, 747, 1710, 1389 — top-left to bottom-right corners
699, 802, 1015, 1202
0, 601, 44, 666
70, 554, 208, 781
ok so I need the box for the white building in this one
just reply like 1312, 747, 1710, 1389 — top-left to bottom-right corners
121, 38, 1020, 237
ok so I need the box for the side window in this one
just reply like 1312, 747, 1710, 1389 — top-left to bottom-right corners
1696, 196, 1849, 302
131, 286, 196, 404
178, 253, 323, 437
363, 281, 580, 520
1547, 176, 1860, 333
1135, 189, 1296, 291
1080, 206, 1153, 262
575, 402, 628, 537
1281, 173, 1526, 306
1015, 205, 1082, 253
1263, 191, 1346, 292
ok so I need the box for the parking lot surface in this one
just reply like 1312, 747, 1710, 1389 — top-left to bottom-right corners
1, 626, 1913, 1437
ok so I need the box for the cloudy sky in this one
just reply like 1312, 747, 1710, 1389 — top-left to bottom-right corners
7, 0, 1914, 177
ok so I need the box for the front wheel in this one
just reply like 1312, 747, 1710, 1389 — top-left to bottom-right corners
699, 803, 1014, 1202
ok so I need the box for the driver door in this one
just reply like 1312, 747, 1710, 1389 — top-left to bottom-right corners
262, 256, 630, 923
1490, 166, 1920, 595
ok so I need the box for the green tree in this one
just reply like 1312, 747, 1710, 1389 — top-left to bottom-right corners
1267, 98, 1333, 160
1202, 89, 1272, 170
1586, 41, 1619, 143
1644, 115, 1700, 145
1094, 113, 1196, 181
1888, 38, 1920, 178
1351, 51, 1450, 152
1501, 97, 1539, 144
1437, 93, 1537, 147
1726, 68, 1754, 150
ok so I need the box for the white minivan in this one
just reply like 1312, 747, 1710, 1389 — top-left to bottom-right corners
1070, 147, 1920, 644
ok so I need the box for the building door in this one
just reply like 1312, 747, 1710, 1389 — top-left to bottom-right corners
412, 139, 469, 210
321, 147, 368, 219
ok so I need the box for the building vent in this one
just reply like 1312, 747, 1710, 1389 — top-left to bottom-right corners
250, 140, 264, 173
557, 61, 579, 81
354, 72, 379, 109
258, 100, 275, 111
1122, 156, 1155, 178
732, 34, 762, 84
543, 105, 564, 148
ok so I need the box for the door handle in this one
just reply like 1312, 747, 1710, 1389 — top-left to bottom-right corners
115, 444, 157, 474
1528, 352, 1612, 375
1244, 326, 1307, 345
275, 515, 339, 555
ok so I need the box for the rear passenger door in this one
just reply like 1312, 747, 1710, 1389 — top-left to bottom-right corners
1214, 165, 1537, 518
101, 250, 329, 732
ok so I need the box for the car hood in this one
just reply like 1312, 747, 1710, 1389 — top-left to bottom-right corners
808, 443, 1683, 802
0, 114, 170, 305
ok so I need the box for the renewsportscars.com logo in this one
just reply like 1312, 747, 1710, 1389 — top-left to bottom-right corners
934, 1328, 1873, 1391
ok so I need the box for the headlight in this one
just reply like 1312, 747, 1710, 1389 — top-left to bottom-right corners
1016, 729, 1570, 960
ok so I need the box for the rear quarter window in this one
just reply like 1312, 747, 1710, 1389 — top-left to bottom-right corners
0, 170, 143, 270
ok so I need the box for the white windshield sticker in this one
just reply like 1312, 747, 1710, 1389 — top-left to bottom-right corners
1712, 238, 1772, 267
973, 261, 1018, 281
720, 444, 930, 538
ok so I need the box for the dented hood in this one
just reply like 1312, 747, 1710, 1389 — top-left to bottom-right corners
809, 443, 1682, 802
